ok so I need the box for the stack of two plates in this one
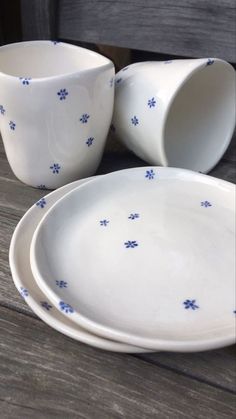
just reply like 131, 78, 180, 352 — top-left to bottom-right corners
10, 167, 236, 352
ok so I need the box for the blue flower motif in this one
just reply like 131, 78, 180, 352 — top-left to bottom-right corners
19, 77, 31, 85
41, 301, 52, 311
128, 213, 139, 220
147, 97, 156, 108
59, 301, 74, 313
0, 105, 6, 115
50, 163, 61, 174
86, 137, 94, 147
20, 287, 29, 298
109, 77, 114, 87
57, 88, 68, 100
183, 299, 199, 310
164, 60, 172, 64
51, 40, 60, 45
110, 123, 116, 133
206, 58, 214, 66
37, 184, 47, 190
233, 310, 236, 314
80, 113, 90, 123
131, 116, 139, 126
201, 201, 212, 208
116, 77, 122, 84
100, 219, 109, 226
9, 121, 16, 130
122, 66, 129, 71
124, 240, 138, 248
36, 198, 46, 209
56, 280, 68, 288
145, 169, 155, 180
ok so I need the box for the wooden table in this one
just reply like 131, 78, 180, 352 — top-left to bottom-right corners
0, 135, 235, 418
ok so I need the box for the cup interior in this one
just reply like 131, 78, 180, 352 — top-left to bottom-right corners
0, 41, 110, 78
164, 61, 235, 173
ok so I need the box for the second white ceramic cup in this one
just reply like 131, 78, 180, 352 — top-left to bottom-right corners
112, 59, 235, 173
0, 41, 114, 188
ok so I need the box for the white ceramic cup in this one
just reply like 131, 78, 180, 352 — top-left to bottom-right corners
112, 59, 235, 173
0, 41, 114, 188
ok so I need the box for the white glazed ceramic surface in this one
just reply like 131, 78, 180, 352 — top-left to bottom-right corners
31, 167, 236, 352
112, 59, 236, 173
9, 176, 152, 353
0, 41, 114, 188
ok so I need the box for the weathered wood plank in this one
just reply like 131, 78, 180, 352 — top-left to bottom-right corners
0, 402, 45, 419
0, 206, 37, 316
0, 306, 235, 419
137, 347, 236, 393
58, 0, 236, 62
0, 205, 235, 392
0, 155, 18, 181
0, 177, 44, 211
20, 0, 57, 41
0, 132, 235, 403
210, 159, 236, 183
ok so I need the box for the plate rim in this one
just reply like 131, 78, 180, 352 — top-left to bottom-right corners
9, 175, 151, 353
30, 166, 236, 352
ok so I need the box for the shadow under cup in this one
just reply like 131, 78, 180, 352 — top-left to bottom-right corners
0, 41, 115, 189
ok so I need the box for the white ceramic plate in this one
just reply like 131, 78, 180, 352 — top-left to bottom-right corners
31, 167, 236, 352
9, 176, 152, 353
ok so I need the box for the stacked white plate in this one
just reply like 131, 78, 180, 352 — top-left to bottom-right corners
10, 167, 236, 352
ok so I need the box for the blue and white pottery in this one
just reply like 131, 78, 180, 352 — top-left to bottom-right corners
30, 167, 236, 352
112, 59, 236, 173
0, 41, 114, 188
9, 175, 152, 353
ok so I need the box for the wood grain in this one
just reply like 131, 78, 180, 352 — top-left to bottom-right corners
2, 3, 236, 415
21, 0, 57, 41
0, 177, 44, 211
138, 348, 236, 393
0, 206, 235, 393
57, 0, 236, 62
0, 144, 235, 395
0, 131, 236, 417
0, 306, 235, 419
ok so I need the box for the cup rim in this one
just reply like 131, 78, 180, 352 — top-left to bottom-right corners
160, 58, 236, 172
0, 40, 114, 81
